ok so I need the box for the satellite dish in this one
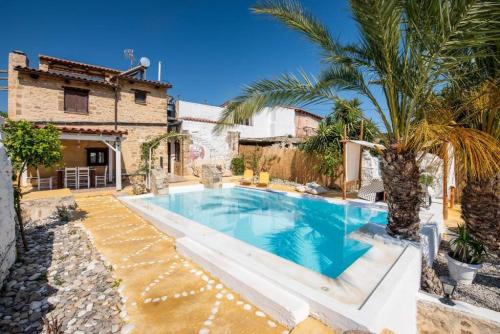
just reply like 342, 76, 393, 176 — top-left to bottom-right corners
139, 57, 150, 68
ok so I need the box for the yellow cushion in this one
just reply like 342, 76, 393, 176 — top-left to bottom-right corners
243, 169, 253, 179
259, 172, 269, 185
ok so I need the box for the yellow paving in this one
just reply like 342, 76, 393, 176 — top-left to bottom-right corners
75, 194, 334, 334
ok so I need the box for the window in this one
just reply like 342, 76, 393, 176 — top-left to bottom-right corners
86, 148, 108, 166
134, 90, 147, 104
237, 117, 253, 126
64, 87, 89, 114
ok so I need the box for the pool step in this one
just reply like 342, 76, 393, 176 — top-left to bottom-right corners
176, 237, 310, 328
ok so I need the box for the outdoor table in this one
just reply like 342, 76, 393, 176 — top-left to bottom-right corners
56, 168, 97, 189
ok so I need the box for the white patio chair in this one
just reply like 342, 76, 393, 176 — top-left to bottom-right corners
64, 167, 78, 189
36, 168, 52, 190
95, 166, 108, 188
77, 167, 90, 189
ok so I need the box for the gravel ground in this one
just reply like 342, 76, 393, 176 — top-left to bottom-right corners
432, 240, 500, 312
0, 214, 125, 333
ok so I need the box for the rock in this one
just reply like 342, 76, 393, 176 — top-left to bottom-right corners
28, 311, 41, 321
29, 301, 41, 310
0, 206, 125, 334
28, 273, 41, 281
121, 323, 134, 334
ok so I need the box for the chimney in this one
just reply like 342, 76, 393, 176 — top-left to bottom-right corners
9, 50, 28, 68
8, 51, 29, 118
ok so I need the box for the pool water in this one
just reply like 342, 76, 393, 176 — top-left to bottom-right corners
145, 187, 387, 279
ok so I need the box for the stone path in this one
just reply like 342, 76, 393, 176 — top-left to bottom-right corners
75, 194, 334, 334
0, 214, 124, 333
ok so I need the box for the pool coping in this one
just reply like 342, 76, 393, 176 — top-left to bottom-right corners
118, 184, 423, 333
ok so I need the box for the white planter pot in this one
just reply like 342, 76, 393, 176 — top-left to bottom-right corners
446, 253, 482, 285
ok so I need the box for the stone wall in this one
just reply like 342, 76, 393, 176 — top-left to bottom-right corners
0, 143, 17, 289
417, 297, 500, 334
7, 52, 170, 175
8, 52, 167, 125
294, 110, 321, 138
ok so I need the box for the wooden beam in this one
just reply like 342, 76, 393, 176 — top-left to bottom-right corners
342, 125, 347, 200
358, 120, 364, 189
442, 143, 448, 220
115, 140, 122, 190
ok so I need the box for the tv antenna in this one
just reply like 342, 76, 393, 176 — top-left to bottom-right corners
123, 49, 135, 68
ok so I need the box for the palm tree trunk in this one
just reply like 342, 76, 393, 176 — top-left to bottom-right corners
380, 148, 422, 241
461, 174, 500, 254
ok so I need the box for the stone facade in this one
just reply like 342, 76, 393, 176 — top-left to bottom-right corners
0, 143, 16, 289
7, 51, 171, 176
294, 109, 321, 138
417, 299, 500, 334
150, 168, 169, 195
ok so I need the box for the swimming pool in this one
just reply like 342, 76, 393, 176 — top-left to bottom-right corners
144, 187, 387, 279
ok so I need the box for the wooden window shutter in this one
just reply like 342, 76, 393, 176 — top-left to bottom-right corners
64, 88, 89, 114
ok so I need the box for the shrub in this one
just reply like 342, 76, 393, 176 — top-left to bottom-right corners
230, 156, 245, 175
419, 173, 434, 187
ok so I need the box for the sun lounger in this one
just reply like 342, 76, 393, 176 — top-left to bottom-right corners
257, 172, 270, 187
305, 182, 328, 195
240, 169, 253, 185
357, 179, 384, 202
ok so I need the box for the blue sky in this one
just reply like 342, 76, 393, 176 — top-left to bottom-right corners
0, 0, 384, 124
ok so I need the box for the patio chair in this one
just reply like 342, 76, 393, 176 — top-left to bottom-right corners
77, 167, 90, 189
240, 169, 253, 185
257, 172, 270, 187
95, 166, 108, 188
64, 167, 78, 189
36, 168, 52, 190
357, 179, 384, 202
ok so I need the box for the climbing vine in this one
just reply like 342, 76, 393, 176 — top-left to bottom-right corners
139, 132, 185, 174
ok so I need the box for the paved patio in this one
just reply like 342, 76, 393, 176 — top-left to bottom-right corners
75, 193, 335, 334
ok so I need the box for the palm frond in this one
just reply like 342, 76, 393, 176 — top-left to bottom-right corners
252, 0, 342, 59
214, 71, 337, 133
410, 121, 500, 180
318, 65, 393, 136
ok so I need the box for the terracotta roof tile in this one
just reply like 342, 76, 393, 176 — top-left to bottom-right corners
118, 76, 172, 88
15, 66, 116, 87
39, 54, 122, 74
36, 124, 127, 136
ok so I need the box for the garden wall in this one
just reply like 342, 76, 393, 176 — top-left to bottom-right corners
417, 292, 500, 333
0, 142, 17, 288
239, 145, 337, 187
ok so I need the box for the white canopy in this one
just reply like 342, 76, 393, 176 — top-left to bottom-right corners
344, 140, 384, 183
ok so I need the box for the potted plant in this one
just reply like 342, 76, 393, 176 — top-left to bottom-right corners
446, 224, 487, 285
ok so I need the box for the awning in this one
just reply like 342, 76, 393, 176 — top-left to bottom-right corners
36, 125, 127, 136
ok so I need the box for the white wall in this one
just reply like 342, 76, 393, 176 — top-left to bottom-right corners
0, 142, 17, 288
181, 120, 235, 170
177, 100, 296, 138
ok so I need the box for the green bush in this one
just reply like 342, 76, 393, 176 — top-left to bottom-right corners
230, 156, 245, 175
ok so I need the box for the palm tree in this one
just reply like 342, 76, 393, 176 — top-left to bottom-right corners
439, 44, 499, 252
301, 98, 379, 180
215, 0, 500, 241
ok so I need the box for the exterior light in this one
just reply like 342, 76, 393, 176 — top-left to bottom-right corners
439, 276, 457, 306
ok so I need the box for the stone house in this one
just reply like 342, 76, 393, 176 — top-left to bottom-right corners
7, 51, 185, 189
